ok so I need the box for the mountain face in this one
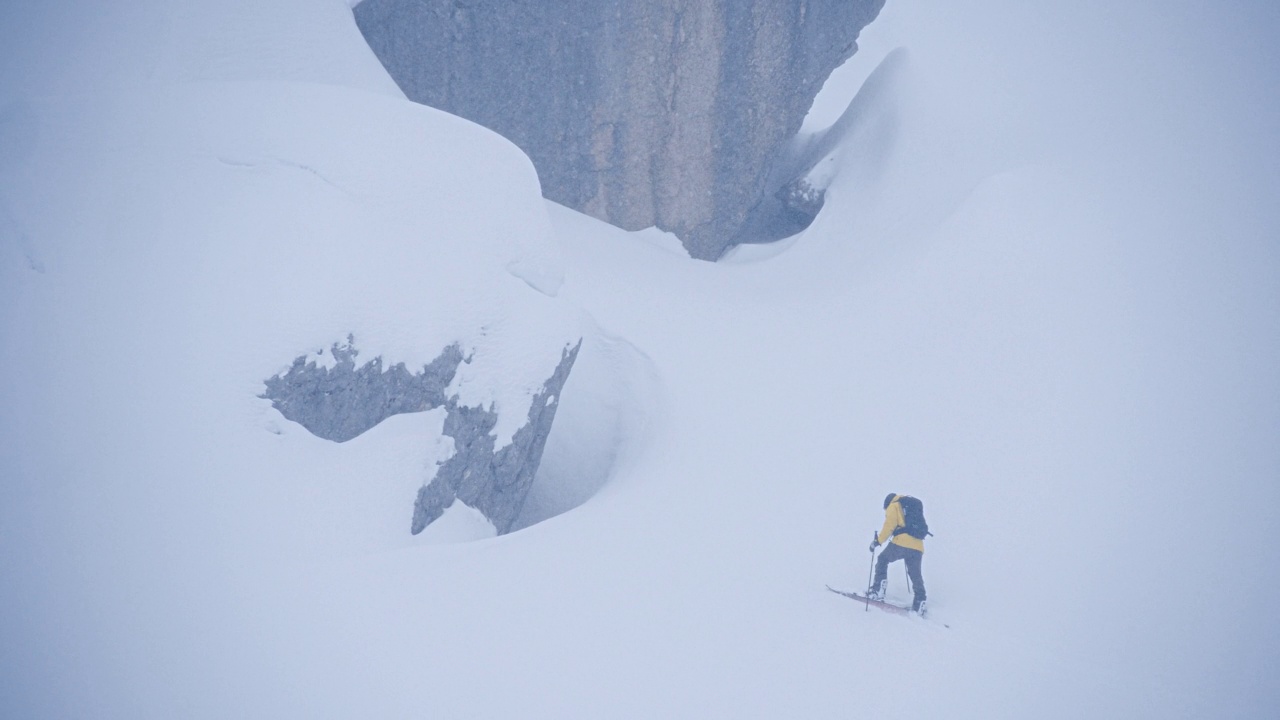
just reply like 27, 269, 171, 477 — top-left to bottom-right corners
354, 0, 885, 260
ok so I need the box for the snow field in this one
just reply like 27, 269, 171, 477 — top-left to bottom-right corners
2, 0, 1278, 718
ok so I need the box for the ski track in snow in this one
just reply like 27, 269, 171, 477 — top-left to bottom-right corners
215, 153, 352, 194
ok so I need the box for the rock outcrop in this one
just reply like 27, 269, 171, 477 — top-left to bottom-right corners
262, 337, 581, 534
353, 0, 885, 259
411, 341, 581, 535
262, 337, 463, 443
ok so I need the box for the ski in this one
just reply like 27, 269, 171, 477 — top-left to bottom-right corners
825, 585, 911, 615
825, 585, 950, 628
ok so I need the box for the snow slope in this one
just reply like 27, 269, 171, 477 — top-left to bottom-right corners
3, 1, 1279, 718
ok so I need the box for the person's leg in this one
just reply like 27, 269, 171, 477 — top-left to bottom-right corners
904, 548, 926, 611
871, 543, 905, 597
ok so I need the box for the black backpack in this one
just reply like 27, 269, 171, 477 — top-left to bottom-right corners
893, 495, 933, 539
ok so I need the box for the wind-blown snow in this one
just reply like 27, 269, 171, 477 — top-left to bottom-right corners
2, 1, 1279, 719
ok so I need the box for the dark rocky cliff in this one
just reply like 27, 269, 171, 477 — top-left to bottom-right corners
354, 0, 884, 259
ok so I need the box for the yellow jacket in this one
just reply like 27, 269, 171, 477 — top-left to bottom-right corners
878, 495, 925, 552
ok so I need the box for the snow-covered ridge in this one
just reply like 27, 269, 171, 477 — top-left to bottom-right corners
0, 68, 608, 533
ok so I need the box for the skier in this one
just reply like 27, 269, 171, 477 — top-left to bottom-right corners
868, 493, 927, 615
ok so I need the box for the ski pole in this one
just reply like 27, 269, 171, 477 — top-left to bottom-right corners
866, 532, 876, 612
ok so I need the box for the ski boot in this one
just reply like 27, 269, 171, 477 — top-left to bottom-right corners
866, 579, 886, 601
912, 600, 928, 618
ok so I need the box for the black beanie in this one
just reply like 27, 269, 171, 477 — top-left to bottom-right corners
884, 493, 897, 509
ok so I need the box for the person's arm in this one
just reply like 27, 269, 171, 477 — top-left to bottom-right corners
876, 502, 902, 546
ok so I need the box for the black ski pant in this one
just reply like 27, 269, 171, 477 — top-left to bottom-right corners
873, 542, 926, 610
